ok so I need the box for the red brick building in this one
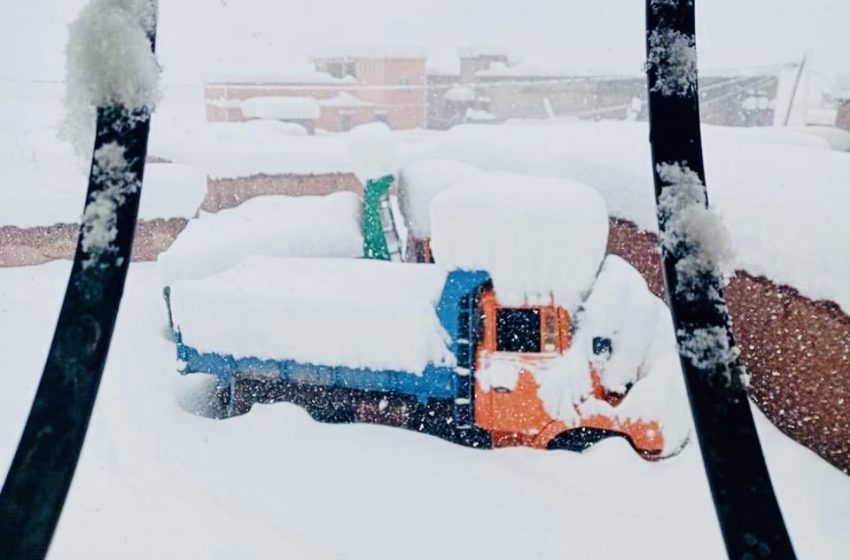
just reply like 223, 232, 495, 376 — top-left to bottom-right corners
205, 53, 427, 132
837, 98, 850, 131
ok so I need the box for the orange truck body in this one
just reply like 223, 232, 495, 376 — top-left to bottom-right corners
473, 290, 664, 456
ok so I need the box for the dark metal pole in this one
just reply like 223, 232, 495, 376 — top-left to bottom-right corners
644, 2, 796, 558
0, 5, 157, 559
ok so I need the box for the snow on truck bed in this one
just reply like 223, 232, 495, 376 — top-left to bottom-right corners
430, 172, 608, 309
170, 258, 455, 374
157, 192, 363, 287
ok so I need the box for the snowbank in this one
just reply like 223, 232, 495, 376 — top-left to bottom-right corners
170, 257, 454, 373
348, 123, 398, 182
148, 121, 355, 178
0, 161, 205, 228
444, 87, 476, 103
398, 159, 480, 238
157, 192, 362, 287
430, 172, 608, 309
2, 262, 850, 560
424, 121, 850, 313
240, 119, 310, 136
241, 96, 321, 121
138, 164, 207, 220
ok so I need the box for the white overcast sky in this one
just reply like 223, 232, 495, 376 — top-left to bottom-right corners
3, 0, 850, 84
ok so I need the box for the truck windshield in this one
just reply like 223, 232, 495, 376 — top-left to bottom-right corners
496, 308, 541, 352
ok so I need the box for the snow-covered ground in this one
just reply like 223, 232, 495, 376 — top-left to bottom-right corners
1, 261, 849, 559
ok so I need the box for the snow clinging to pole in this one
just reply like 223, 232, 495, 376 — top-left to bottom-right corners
62, 0, 161, 159
646, 29, 698, 97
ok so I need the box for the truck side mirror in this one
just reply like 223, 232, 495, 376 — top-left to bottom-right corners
592, 336, 612, 357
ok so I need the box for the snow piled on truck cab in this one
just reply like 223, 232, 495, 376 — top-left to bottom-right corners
157, 192, 363, 287
430, 172, 608, 309
399, 159, 481, 238
475, 254, 691, 455
581, 256, 666, 393
581, 256, 692, 454
169, 258, 454, 374
62, 0, 161, 159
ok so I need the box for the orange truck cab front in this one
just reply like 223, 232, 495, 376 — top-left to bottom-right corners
473, 289, 665, 456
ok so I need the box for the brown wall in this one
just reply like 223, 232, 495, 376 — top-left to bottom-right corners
837, 100, 850, 131
0, 219, 189, 268
609, 218, 850, 474
202, 172, 363, 212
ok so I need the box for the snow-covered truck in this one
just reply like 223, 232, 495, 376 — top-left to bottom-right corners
169, 178, 689, 457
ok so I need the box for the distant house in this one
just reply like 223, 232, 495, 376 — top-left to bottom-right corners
836, 96, 850, 132
428, 52, 785, 129
240, 96, 321, 133
205, 53, 428, 131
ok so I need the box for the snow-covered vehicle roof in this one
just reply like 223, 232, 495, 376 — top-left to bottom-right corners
430, 172, 609, 309
157, 192, 362, 287
170, 257, 454, 374
398, 159, 481, 238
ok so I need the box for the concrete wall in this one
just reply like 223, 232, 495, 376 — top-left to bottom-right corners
203, 172, 363, 212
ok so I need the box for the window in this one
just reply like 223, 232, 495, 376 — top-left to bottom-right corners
496, 308, 541, 352
542, 309, 558, 352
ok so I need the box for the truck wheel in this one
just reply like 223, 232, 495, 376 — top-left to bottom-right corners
224, 376, 253, 417
546, 427, 613, 452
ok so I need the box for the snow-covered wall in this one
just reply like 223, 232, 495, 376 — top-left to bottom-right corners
157, 192, 363, 287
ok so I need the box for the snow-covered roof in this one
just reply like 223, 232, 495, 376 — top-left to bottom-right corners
399, 160, 481, 238
430, 172, 609, 309
157, 192, 362, 287
319, 92, 374, 107
170, 257, 453, 373
241, 96, 321, 121
204, 66, 355, 86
